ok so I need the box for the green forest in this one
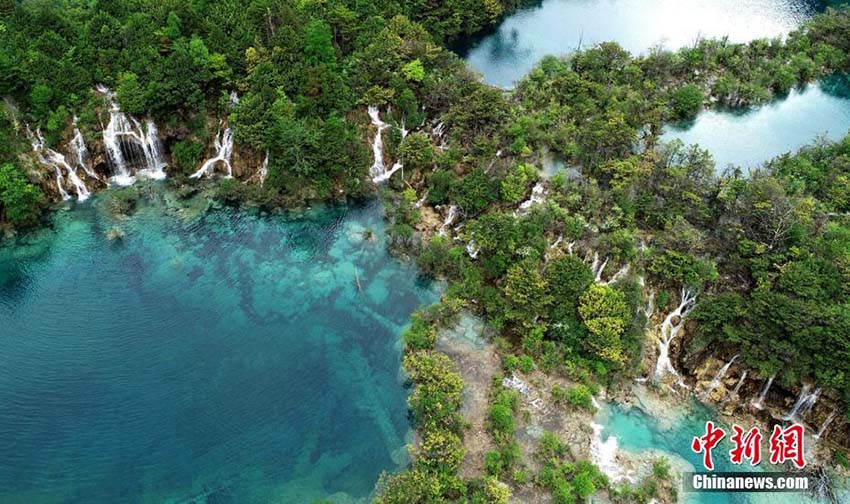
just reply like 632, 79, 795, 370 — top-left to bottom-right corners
2, 0, 850, 502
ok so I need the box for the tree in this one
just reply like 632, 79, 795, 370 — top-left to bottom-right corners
545, 255, 594, 319
578, 284, 630, 363
503, 259, 553, 328
670, 84, 704, 119
0, 164, 43, 227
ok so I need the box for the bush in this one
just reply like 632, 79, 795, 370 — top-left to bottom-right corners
670, 84, 704, 119
488, 404, 514, 441
567, 384, 595, 411
403, 311, 438, 350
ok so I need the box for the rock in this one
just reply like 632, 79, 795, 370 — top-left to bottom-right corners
106, 227, 125, 241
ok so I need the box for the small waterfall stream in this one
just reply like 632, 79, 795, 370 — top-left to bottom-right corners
29, 128, 90, 201
721, 370, 747, 405
368, 106, 390, 181
190, 124, 234, 179
653, 287, 697, 382
438, 205, 459, 236
701, 354, 739, 400
70, 117, 100, 180
514, 181, 547, 215
816, 410, 837, 438
367, 106, 411, 183
751, 374, 775, 410
783, 384, 821, 421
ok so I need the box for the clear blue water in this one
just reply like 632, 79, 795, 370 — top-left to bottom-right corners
598, 400, 848, 503
661, 76, 850, 172
0, 195, 438, 503
458, 0, 842, 88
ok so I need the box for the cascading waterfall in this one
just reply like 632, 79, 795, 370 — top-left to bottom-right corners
190, 124, 234, 179
721, 370, 748, 405
601, 264, 630, 285
515, 182, 547, 215
367, 106, 408, 183
97, 85, 167, 184
28, 127, 90, 201
701, 355, 739, 400
751, 374, 775, 410
70, 117, 100, 180
653, 287, 697, 382
816, 410, 837, 438
368, 106, 390, 180
439, 205, 459, 236
466, 238, 480, 259
258, 151, 269, 186
783, 385, 821, 421
644, 290, 655, 320
588, 251, 609, 283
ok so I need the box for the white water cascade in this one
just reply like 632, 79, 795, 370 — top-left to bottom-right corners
653, 287, 697, 382
515, 182, 547, 215
29, 128, 90, 201
721, 370, 748, 405
367, 106, 407, 183
815, 410, 837, 438
368, 106, 390, 180
190, 124, 234, 179
751, 374, 775, 410
701, 355, 739, 401
783, 385, 821, 421
97, 85, 167, 184
439, 205, 459, 236
258, 151, 269, 186
601, 264, 630, 286
589, 252, 609, 283
70, 117, 100, 180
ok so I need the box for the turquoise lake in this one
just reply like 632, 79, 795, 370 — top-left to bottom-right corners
458, 0, 844, 88
662, 76, 850, 172
0, 194, 438, 503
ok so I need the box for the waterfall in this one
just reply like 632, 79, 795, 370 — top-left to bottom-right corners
721, 370, 748, 405
43, 150, 90, 202
258, 151, 269, 186
751, 374, 775, 410
515, 182, 547, 215
190, 124, 234, 179
366, 106, 407, 183
815, 410, 837, 438
137, 120, 167, 180
368, 106, 390, 180
70, 117, 100, 180
439, 205, 459, 236
783, 385, 821, 421
644, 290, 656, 320
373, 161, 403, 184
97, 85, 167, 184
28, 127, 90, 201
701, 355, 739, 401
587, 251, 610, 283
653, 287, 697, 382
432, 121, 447, 150
601, 264, 630, 285
466, 239, 480, 259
